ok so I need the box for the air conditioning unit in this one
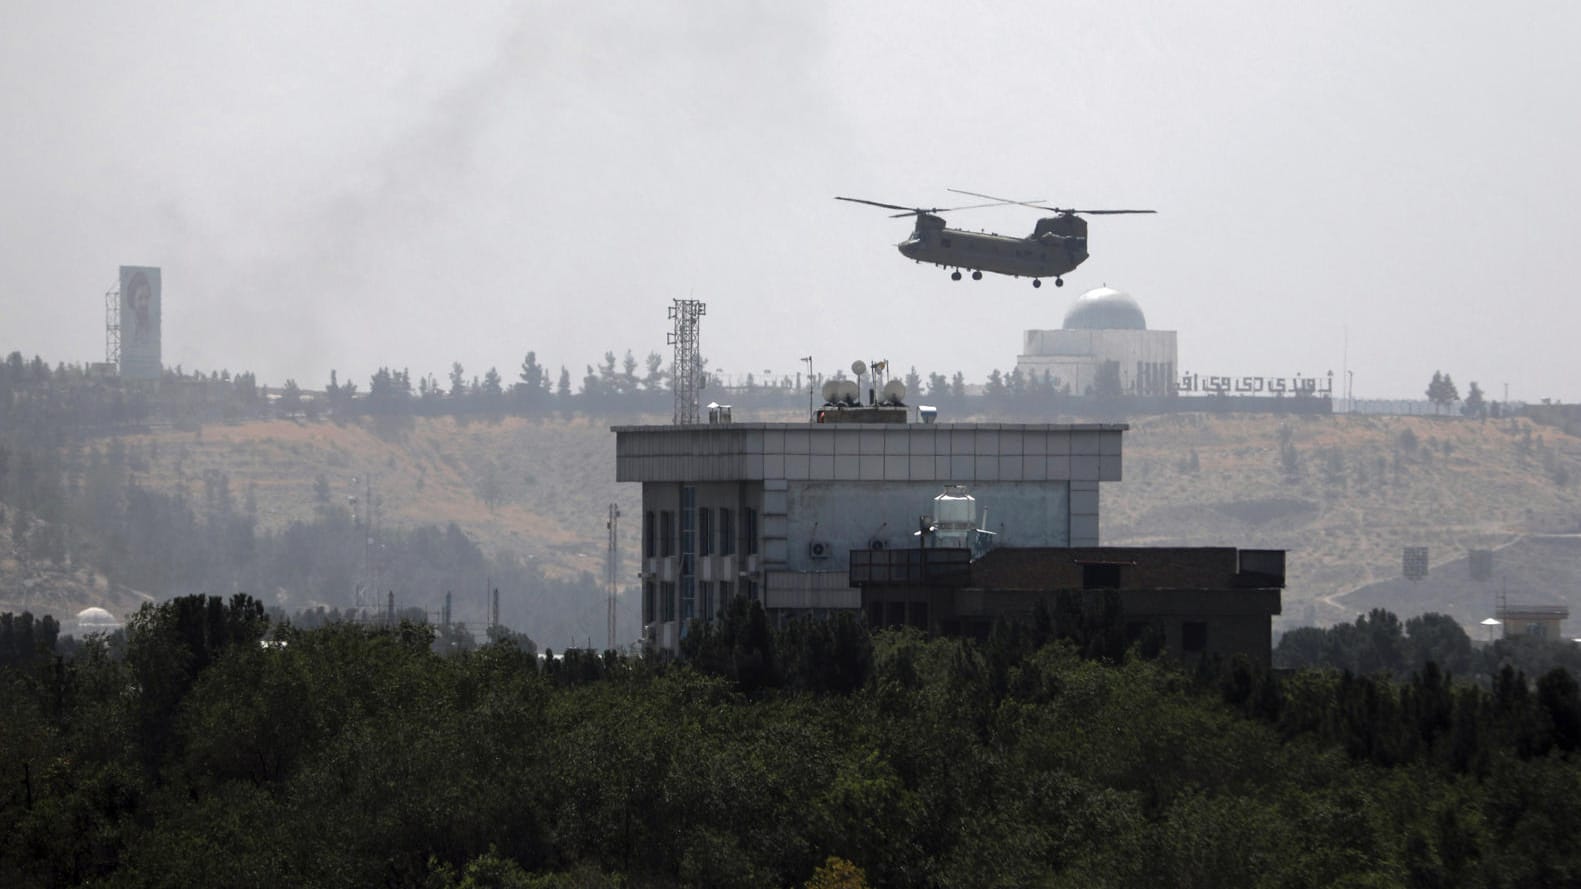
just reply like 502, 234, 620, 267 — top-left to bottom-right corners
808, 540, 831, 560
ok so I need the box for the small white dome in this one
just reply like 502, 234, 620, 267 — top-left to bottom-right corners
74, 606, 121, 633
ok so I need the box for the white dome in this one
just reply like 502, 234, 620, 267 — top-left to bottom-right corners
74, 606, 121, 632
1062, 286, 1147, 331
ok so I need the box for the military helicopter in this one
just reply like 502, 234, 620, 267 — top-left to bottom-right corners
836, 188, 1154, 288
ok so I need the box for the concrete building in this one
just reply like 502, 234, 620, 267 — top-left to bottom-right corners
1496, 603, 1570, 641
1016, 286, 1177, 397
850, 545, 1285, 664
614, 418, 1123, 652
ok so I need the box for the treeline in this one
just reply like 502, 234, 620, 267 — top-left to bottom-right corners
0, 348, 1127, 439
0, 430, 603, 645
1276, 608, 1581, 680
3, 595, 1581, 887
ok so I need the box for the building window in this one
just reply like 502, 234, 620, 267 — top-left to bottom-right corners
885, 601, 906, 628
1182, 621, 1207, 653
699, 581, 714, 621
680, 487, 696, 623
643, 581, 655, 625
699, 508, 713, 556
660, 510, 675, 557
643, 511, 655, 558
719, 580, 733, 604
1082, 564, 1122, 589
742, 577, 758, 602
681, 487, 696, 558
745, 507, 759, 555
719, 508, 735, 556
660, 581, 676, 622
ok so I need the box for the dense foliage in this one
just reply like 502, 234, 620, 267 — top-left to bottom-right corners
4, 596, 1581, 887
1277, 608, 1581, 680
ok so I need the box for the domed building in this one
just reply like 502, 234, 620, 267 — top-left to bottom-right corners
73, 606, 122, 636
1015, 286, 1177, 397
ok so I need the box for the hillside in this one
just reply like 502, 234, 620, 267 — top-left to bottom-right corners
1106, 412, 1581, 626
7, 409, 1580, 634
117, 414, 640, 576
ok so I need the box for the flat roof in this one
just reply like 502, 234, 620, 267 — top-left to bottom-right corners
612, 422, 1131, 432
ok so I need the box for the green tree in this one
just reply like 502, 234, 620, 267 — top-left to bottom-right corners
1427, 370, 1461, 414
515, 352, 546, 413
643, 351, 665, 391
1092, 360, 1123, 398
556, 366, 573, 417
278, 379, 303, 418
1462, 381, 1487, 420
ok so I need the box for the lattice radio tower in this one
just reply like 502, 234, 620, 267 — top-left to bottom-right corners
105, 283, 121, 369
667, 298, 706, 425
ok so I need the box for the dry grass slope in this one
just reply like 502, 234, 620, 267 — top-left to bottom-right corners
1106, 413, 1581, 626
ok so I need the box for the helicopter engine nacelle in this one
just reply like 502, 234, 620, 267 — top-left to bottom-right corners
1034, 213, 1088, 261
1033, 213, 1087, 240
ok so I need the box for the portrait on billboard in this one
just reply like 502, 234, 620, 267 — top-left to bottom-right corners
118, 265, 162, 380
126, 271, 154, 343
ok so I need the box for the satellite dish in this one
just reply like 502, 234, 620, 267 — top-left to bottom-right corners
821, 380, 840, 404
837, 380, 860, 403
882, 380, 907, 404
851, 360, 867, 376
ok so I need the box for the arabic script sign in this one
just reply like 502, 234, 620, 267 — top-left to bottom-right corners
1178, 371, 1334, 396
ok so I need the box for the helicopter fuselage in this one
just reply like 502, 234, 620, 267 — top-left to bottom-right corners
897, 213, 1088, 280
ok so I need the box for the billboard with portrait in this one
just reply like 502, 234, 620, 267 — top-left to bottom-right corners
119, 265, 161, 380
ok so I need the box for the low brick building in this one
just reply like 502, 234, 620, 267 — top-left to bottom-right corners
851, 545, 1284, 664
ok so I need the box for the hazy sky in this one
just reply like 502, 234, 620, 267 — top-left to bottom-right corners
4, 1, 1578, 401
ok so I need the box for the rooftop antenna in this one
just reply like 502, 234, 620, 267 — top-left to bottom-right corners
668, 298, 707, 425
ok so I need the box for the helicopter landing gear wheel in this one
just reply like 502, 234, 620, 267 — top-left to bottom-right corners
950, 270, 962, 281
1055, 277, 1064, 288
971, 270, 982, 281
1032, 278, 1042, 288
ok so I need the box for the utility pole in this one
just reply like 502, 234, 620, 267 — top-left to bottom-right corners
802, 355, 814, 421
607, 503, 620, 651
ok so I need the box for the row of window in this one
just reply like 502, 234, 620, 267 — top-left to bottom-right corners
643, 578, 759, 625
643, 507, 757, 558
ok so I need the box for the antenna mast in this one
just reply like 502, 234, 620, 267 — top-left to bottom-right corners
667, 298, 706, 425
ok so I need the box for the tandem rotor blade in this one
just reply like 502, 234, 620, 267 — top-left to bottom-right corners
835, 196, 935, 215
1063, 208, 1157, 215
947, 188, 1155, 215
838, 194, 1044, 218
946, 188, 1053, 213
